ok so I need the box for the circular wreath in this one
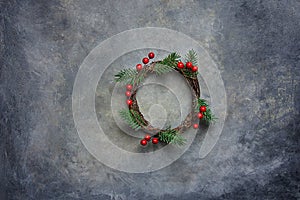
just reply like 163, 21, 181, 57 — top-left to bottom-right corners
115, 50, 215, 146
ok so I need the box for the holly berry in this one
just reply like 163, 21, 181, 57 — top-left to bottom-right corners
192, 66, 198, 72
136, 64, 143, 71
197, 112, 203, 119
193, 123, 199, 129
125, 91, 131, 97
177, 61, 184, 69
186, 62, 193, 68
152, 137, 159, 144
148, 52, 155, 59
200, 106, 206, 112
140, 139, 147, 146
126, 84, 133, 91
126, 99, 133, 106
142, 57, 149, 64
144, 134, 151, 141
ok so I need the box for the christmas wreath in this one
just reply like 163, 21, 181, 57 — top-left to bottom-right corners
114, 50, 215, 146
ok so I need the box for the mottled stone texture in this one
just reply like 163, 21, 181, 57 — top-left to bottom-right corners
1, 0, 299, 199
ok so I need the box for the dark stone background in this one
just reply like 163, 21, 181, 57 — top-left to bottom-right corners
1, 0, 299, 199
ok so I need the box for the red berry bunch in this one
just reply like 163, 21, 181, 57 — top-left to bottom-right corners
137, 52, 155, 71
125, 52, 156, 106
125, 84, 133, 106
140, 134, 159, 146
177, 61, 198, 72
193, 105, 207, 129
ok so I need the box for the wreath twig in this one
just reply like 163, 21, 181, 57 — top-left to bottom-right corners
115, 51, 215, 146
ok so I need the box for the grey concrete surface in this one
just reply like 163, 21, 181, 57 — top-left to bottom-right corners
1, 0, 299, 199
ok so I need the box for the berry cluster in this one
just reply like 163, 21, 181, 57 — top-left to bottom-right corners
177, 61, 198, 72
136, 52, 155, 71
140, 134, 159, 146
193, 105, 207, 129
124, 52, 156, 104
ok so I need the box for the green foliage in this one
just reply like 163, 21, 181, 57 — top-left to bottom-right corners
158, 127, 186, 145
134, 68, 146, 85
114, 68, 137, 84
154, 63, 175, 75
182, 68, 198, 78
160, 52, 181, 67
184, 49, 198, 66
119, 109, 141, 130
195, 98, 217, 124
130, 110, 147, 126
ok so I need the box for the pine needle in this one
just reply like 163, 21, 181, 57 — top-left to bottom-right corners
115, 68, 137, 84
158, 127, 186, 145
119, 109, 141, 130
182, 68, 198, 78
160, 52, 181, 67
154, 63, 175, 75
184, 49, 198, 66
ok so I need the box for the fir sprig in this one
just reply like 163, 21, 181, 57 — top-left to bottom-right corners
158, 127, 186, 145
154, 63, 175, 75
115, 68, 137, 84
160, 52, 181, 67
184, 49, 198, 66
195, 98, 217, 124
182, 68, 198, 78
119, 109, 142, 130
134, 68, 147, 85
130, 110, 147, 126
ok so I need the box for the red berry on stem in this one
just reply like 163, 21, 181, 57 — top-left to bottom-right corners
136, 64, 143, 71
186, 62, 193, 68
142, 57, 149, 64
125, 91, 131, 97
126, 99, 133, 106
197, 112, 203, 119
152, 138, 159, 144
200, 106, 206, 112
144, 134, 151, 141
126, 84, 133, 91
148, 52, 155, 59
192, 66, 198, 72
177, 61, 184, 69
193, 123, 199, 129
140, 139, 147, 146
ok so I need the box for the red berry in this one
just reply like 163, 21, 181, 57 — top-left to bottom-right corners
192, 66, 198, 72
193, 124, 199, 129
200, 106, 206, 112
126, 99, 133, 106
177, 61, 184, 69
125, 91, 131, 97
140, 139, 147, 146
142, 57, 149, 64
148, 52, 155, 59
136, 64, 143, 71
186, 62, 193, 68
197, 112, 203, 119
144, 134, 151, 141
152, 138, 159, 144
126, 84, 133, 91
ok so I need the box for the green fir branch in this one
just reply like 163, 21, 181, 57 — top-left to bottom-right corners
158, 127, 186, 145
154, 63, 175, 75
130, 110, 147, 126
184, 49, 198, 66
182, 68, 198, 78
115, 68, 137, 84
119, 109, 141, 130
160, 52, 181, 67
195, 98, 217, 124
134, 68, 147, 85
